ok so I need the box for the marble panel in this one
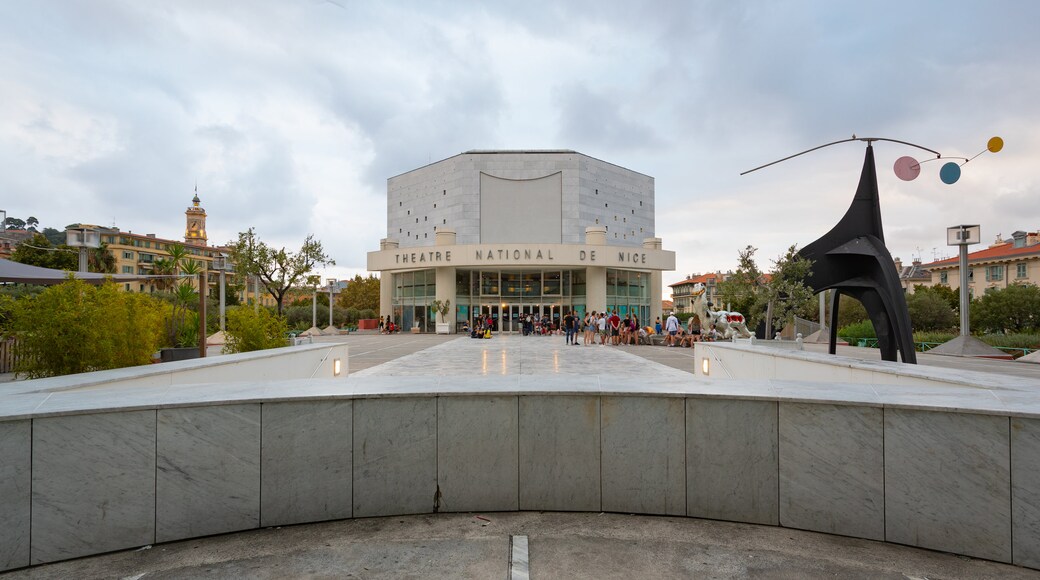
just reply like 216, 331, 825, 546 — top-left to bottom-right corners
519, 396, 600, 511
1012, 417, 1040, 568
156, 405, 261, 543
778, 403, 884, 540
687, 399, 778, 525
437, 396, 518, 512
601, 396, 685, 515
31, 411, 156, 564
0, 420, 30, 571
353, 398, 437, 517
885, 408, 1011, 562
261, 401, 353, 527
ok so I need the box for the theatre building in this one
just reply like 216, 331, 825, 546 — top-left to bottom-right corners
367, 150, 675, 333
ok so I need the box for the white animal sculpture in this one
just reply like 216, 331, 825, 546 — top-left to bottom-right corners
690, 282, 753, 340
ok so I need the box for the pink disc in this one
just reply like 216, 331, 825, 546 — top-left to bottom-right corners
893, 156, 920, 181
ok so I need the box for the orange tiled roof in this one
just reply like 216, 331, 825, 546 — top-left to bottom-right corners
923, 242, 1040, 268
668, 273, 719, 287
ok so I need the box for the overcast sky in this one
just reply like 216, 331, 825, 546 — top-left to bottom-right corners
2, 1, 1037, 294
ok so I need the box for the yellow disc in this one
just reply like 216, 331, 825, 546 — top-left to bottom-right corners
988, 136, 1004, 153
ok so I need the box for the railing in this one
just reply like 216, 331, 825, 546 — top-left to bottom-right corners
841, 337, 1036, 358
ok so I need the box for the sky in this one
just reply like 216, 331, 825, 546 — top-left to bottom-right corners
2, 1, 1038, 296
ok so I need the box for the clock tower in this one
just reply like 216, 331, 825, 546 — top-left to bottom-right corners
185, 187, 208, 245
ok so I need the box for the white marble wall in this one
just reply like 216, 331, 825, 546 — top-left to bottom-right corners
353, 398, 437, 517
779, 403, 884, 540
519, 396, 601, 511
261, 401, 353, 527
601, 396, 685, 515
31, 411, 156, 564
437, 396, 519, 513
156, 405, 261, 543
687, 399, 778, 524
0, 420, 30, 572
1012, 417, 1040, 568
885, 409, 1011, 562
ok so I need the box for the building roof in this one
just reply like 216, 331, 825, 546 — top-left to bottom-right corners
0, 258, 171, 285
388, 149, 652, 180
923, 241, 1040, 268
668, 273, 720, 287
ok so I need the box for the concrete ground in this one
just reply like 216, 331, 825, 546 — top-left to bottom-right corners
5, 332, 1040, 579
5, 512, 1038, 580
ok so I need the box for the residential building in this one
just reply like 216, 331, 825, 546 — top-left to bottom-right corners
669, 272, 727, 314
922, 230, 1040, 297
894, 257, 931, 292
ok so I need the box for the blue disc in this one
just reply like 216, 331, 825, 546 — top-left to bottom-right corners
939, 162, 961, 184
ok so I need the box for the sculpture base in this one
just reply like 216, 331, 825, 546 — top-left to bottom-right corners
928, 335, 1012, 360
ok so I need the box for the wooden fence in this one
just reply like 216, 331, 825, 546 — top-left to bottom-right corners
0, 338, 19, 374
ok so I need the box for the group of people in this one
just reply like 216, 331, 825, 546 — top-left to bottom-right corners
554, 310, 650, 346
378, 315, 398, 334
660, 311, 718, 347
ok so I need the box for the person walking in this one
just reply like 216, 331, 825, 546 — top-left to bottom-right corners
665, 311, 680, 346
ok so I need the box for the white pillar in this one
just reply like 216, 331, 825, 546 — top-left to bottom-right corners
379, 238, 399, 321
434, 228, 457, 333
644, 238, 663, 325
585, 226, 608, 314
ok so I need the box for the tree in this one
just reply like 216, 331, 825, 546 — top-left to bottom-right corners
759, 244, 815, 333
971, 283, 1040, 334
4, 216, 26, 230
715, 245, 764, 323
224, 305, 289, 353
25, 216, 39, 232
914, 283, 959, 312
42, 227, 66, 246
906, 289, 957, 331
836, 294, 869, 329
88, 241, 117, 274
337, 274, 380, 312
228, 228, 335, 314
9, 233, 78, 271
7, 278, 166, 378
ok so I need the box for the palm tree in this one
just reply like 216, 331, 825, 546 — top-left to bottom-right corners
88, 242, 117, 274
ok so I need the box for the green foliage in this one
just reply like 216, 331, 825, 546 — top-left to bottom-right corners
227, 228, 334, 314
913, 284, 959, 311
338, 274, 380, 312
759, 244, 814, 331
224, 306, 289, 353
7, 279, 166, 378
430, 299, 451, 322
971, 283, 1040, 334
837, 320, 876, 342
835, 294, 869, 329
906, 289, 957, 332
166, 282, 200, 347
715, 245, 763, 324
9, 233, 78, 270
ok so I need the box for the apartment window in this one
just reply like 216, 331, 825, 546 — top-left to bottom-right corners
123, 251, 133, 259
940, 271, 948, 284
1018, 263, 1028, 278
986, 265, 1004, 281
122, 266, 133, 274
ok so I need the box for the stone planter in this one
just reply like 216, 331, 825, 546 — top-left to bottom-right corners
159, 347, 201, 363
436, 322, 450, 335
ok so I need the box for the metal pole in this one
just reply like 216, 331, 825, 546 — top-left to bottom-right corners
198, 272, 207, 358
312, 289, 317, 328
959, 244, 970, 336
78, 247, 89, 273
819, 291, 826, 328
328, 284, 334, 327
254, 276, 259, 312
219, 270, 226, 332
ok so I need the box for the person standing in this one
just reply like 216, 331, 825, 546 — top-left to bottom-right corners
609, 310, 622, 345
665, 311, 680, 346
563, 311, 576, 345
654, 316, 662, 336
598, 312, 608, 345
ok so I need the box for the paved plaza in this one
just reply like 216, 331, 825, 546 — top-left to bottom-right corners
4, 333, 1040, 579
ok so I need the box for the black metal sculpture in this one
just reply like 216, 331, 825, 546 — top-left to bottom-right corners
742, 135, 1002, 364
798, 144, 916, 363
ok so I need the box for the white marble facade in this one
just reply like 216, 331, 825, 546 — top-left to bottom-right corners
0, 420, 30, 571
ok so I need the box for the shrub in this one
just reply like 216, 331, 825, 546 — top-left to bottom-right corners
224, 306, 289, 353
8, 279, 166, 378
837, 320, 875, 343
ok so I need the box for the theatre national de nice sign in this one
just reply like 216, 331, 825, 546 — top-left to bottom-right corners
368, 243, 675, 272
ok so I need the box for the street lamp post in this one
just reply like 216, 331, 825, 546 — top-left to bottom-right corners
213, 253, 234, 332
947, 225, 981, 336
65, 227, 101, 272
327, 278, 338, 328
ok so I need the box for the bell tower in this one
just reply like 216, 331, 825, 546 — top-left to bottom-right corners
184, 186, 208, 245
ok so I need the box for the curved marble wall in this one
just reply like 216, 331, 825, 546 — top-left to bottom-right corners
3, 387, 1039, 571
